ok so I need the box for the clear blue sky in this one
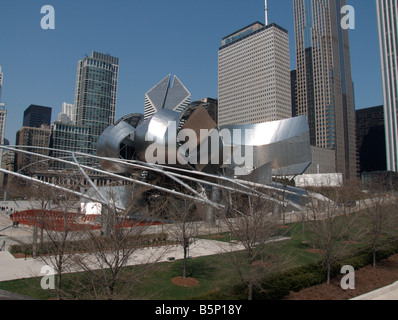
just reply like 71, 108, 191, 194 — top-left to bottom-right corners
0, 0, 383, 144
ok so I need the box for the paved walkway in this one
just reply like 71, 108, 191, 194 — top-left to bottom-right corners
0, 211, 247, 282
0, 289, 35, 300
351, 281, 398, 300
0, 238, 246, 283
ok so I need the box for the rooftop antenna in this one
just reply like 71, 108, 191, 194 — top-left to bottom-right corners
265, 0, 269, 26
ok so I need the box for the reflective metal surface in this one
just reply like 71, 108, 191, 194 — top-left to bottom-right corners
220, 115, 312, 183
97, 121, 136, 173
97, 104, 312, 185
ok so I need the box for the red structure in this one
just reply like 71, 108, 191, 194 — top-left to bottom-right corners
10, 210, 162, 232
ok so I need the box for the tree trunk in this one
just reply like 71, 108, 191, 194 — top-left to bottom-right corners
183, 238, 188, 279
57, 270, 62, 300
248, 282, 253, 301
327, 263, 331, 285
32, 225, 38, 258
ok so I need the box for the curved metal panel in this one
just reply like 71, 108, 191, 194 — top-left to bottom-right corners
98, 105, 312, 185
97, 121, 136, 173
135, 109, 190, 167
220, 115, 312, 183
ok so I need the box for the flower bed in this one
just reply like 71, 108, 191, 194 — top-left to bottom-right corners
10, 210, 163, 231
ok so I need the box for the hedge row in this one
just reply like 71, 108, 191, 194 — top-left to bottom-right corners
192, 240, 398, 300
8, 232, 169, 256
253, 240, 398, 300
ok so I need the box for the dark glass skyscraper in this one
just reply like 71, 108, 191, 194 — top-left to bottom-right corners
293, 0, 357, 179
74, 51, 119, 155
23, 105, 52, 128
356, 105, 386, 173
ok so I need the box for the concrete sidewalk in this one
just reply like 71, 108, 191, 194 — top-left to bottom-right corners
351, 281, 398, 300
0, 289, 35, 300
0, 237, 245, 282
0, 211, 245, 283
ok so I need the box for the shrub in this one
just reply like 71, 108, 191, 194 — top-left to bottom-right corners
227, 240, 398, 300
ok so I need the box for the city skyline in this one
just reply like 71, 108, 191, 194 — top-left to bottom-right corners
0, 1, 384, 144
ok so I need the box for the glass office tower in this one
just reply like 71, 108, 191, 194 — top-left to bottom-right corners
293, 0, 357, 179
74, 51, 119, 155
23, 105, 52, 128
49, 121, 91, 169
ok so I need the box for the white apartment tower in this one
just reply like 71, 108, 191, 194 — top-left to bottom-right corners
376, 0, 398, 172
218, 22, 292, 126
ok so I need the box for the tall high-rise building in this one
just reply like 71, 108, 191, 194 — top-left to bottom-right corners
0, 105, 6, 145
291, 70, 298, 117
218, 21, 292, 126
376, 0, 398, 172
293, 0, 357, 179
58, 102, 76, 124
15, 125, 51, 172
49, 121, 90, 170
356, 105, 386, 173
144, 74, 191, 120
23, 105, 52, 128
74, 51, 119, 155
0, 65, 3, 102
0, 65, 6, 145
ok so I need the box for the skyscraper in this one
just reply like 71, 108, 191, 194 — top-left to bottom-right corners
49, 121, 90, 170
15, 125, 51, 172
58, 102, 76, 124
144, 74, 191, 120
218, 21, 292, 126
74, 51, 119, 155
23, 105, 52, 128
0, 65, 3, 102
0, 65, 6, 145
293, 0, 357, 179
0, 105, 6, 145
376, 0, 398, 172
356, 105, 386, 173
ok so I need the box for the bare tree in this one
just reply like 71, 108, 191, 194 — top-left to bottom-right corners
216, 189, 286, 300
360, 175, 398, 268
305, 190, 361, 284
33, 186, 83, 300
273, 167, 296, 225
68, 186, 170, 300
5, 173, 84, 299
165, 196, 206, 280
